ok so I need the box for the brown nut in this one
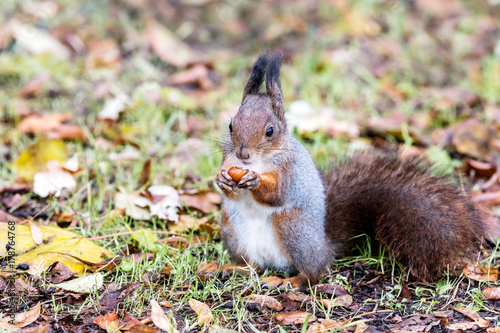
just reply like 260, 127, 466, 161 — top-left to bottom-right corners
227, 166, 249, 183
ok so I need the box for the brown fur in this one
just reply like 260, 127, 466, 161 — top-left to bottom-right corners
252, 171, 288, 206
324, 153, 485, 281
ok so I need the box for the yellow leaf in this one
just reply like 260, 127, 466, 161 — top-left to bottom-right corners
15, 237, 113, 275
13, 138, 67, 182
0, 224, 81, 256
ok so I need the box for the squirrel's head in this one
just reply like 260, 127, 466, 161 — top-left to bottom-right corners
224, 52, 290, 169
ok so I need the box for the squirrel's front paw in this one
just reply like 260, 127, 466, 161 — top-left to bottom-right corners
236, 171, 260, 190
215, 169, 237, 194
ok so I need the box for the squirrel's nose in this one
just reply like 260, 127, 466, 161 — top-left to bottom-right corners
236, 146, 250, 160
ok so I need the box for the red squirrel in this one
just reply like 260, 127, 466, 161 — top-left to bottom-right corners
214, 52, 489, 287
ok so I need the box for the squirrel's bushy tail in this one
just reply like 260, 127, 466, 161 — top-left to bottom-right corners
325, 153, 485, 281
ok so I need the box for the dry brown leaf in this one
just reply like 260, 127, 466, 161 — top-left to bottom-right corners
0, 210, 20, 223
85, 39, 121, 70
287, 292, 310, 303
245, 294, 283, 311
275, 312, 316, 326
354, 322, 369, 333
188, 299, 213, 323
447, 307, 490, 329
0, 302, 40, 328
167, 64, 213, 90
487, 328, 500, 333
46, 124, 87, 141
19, 113, 70, 134
146, 19, 197, 67
321, 294, 353, 308
179, 190, 222, 214
169, 215, 208, 232
306, 319, 347, 333
93, 312, 120, 332
483, 287, 500, 300
151, 299, 179, 333
0, 183, 32, 194
29, 221, 43, 245
463, 265, 498, 282
452, 119, 491, 159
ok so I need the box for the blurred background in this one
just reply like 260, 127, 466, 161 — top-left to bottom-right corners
1, 0, 500, 199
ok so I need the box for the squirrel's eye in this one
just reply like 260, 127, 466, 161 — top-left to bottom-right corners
266, 126, 274, 137
229, 122, 233, 132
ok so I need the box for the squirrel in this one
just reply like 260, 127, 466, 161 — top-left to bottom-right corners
214, 51, 490, 288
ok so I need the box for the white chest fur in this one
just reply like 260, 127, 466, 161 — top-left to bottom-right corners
226, 191, 291, 270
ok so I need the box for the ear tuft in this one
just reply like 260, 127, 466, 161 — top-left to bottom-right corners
242, 52, 269, 100
265, 52, 285, 121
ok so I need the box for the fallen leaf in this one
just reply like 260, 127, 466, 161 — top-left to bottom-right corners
179, 190, 222, 214
188, 299, 213, 323
114, 190, 152, 220
0, 183, 32, 194
94, 312, 120, 333
306, 319, 347, 333
47, 262, 75, 283
18, 112, 70, 134
139, 159, 151, 187
274, 312, 316, 326
10, 20, 70, 60
14, 237, 113, 275
98, 94, 129, 120
168, 214, 208, 232
447, 307, 489, 330
321, 294, 353, 308
151, 299, 179, 333
245, 294, 283, 311
287, 292, 310, 302
463, 265, 498, 282
85, 40, 121, 70
13, 138, 67, 182
0, 210, 20, 223
33, 160, 76, 198
451, 118, 491, 159
0, 302, 40, 328
146, 19, 197, 67
167, 64, 213, 90
28, 221, 42, 245
483, 287, 500, 300
54, 273, 103, 293
136, 185, 180, 222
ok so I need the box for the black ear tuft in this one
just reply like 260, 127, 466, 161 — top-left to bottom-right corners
265, 52, 285, 121
242, 52, 269, 100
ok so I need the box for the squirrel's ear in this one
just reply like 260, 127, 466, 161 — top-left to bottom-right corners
265, 52, 285, 122
242, 52, 268, 100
